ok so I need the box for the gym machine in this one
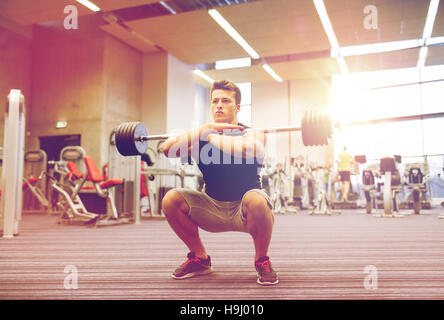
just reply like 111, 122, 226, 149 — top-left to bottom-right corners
47, 159, 99, 225
354, 155, 380, 214
269, 162, 290, 214
290, 157, 304, 209
362, 166, 379, 214
311, 165, 340, 216
46, 145, 134, 226
0, 90, 26, 238
373, 157, 405, 218
403, 162, 432, 215
22, 149, 49, 213
46, 146, 89, 219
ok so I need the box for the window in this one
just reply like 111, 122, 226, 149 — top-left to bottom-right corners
332, 65, 444, 176
421, 80, 444, 114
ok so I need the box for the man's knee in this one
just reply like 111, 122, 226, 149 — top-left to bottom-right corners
162, 190, 190, 216
242, 192, 272, 220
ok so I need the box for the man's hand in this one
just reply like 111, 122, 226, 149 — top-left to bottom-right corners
206, 125, 266, 159
160, 123, 244, 158
201, 123, 245, 141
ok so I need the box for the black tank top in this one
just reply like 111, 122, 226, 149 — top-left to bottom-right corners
195, 123, 263, 201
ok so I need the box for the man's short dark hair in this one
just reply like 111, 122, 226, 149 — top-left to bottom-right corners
210, 80, 241, 105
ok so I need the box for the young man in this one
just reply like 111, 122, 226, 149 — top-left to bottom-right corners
160, 80, 278, 286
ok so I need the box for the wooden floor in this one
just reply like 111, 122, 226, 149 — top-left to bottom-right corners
1, 207, 444, 300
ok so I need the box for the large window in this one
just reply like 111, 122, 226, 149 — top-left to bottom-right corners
332, 65, 444, 176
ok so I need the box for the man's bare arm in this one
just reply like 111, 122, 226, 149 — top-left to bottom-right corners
160, 123, 245, 158
207, 130, 266, 159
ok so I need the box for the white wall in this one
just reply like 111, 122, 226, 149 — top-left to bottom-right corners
102, 35, 142, 166
0, 26, 31, 145
166, 54, 196, 134
194, 83, 208, 127
142, 52, 168, 137
142, 53, 208, 146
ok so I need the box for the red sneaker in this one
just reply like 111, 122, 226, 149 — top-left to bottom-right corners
255, 256, 279, 285
172, 252, 212, 279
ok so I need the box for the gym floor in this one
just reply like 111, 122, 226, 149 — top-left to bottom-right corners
1, 209, 444, 300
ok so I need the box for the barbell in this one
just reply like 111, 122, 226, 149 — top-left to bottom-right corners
114, 110, 332, 156
113, 111, 444, 157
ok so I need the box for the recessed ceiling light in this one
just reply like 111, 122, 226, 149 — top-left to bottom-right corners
262, 64, 283, 82
215, 58, 251, 70
313, 0, 347, 74
208, 9, 260, 59
417, 46, 428, 68
422, 0, 440, 39
159, 1, 177, 15
332, 39, 424, 58
76, 0, 100, 12
193, 69, 215, 84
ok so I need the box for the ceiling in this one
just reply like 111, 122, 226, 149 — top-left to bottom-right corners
0, 0, 443, 86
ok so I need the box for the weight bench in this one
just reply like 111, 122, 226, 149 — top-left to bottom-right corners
103, 161, 149, 199
67, 161, 85, 181
82, 155, 126, 225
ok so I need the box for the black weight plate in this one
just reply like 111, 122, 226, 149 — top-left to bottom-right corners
115, 122, 131, 156
126, 122, 140, 156
134, 122, 149, 155
123, 122, 136, 156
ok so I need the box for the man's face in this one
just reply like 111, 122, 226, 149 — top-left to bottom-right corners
211, 89, 240, 124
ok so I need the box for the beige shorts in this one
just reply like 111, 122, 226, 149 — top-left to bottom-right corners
174, 188, 272, 233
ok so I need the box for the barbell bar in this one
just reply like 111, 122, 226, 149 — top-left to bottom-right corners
114, 110, 332, 156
